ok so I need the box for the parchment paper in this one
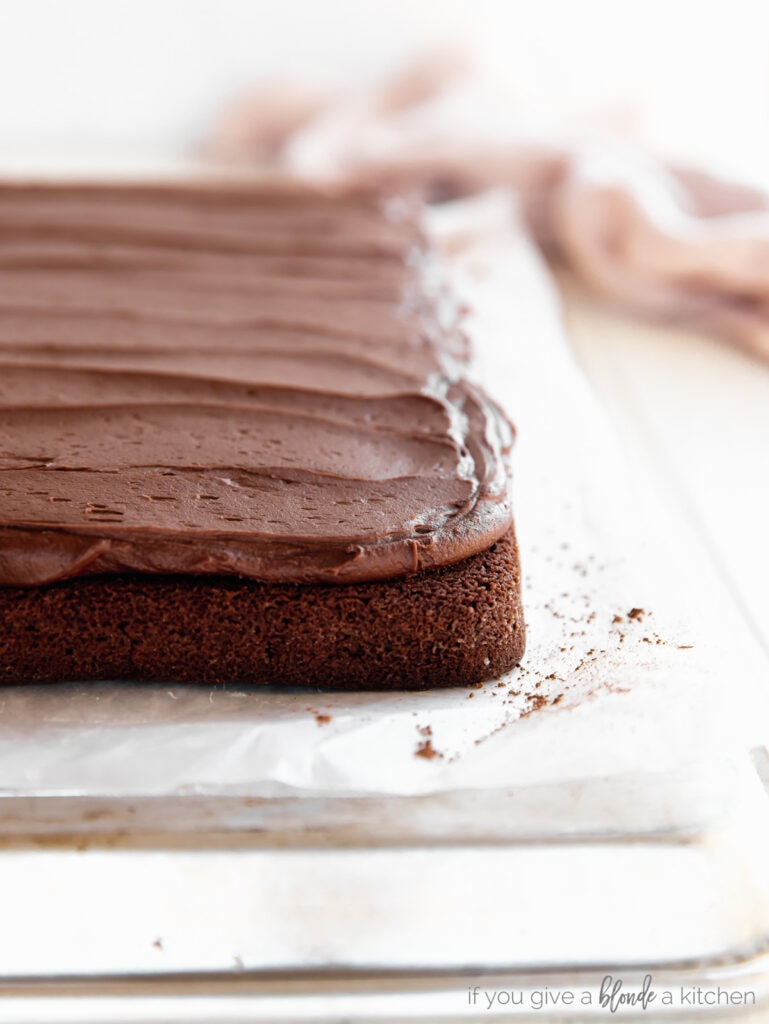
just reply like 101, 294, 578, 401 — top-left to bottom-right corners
1, 192, 765, 808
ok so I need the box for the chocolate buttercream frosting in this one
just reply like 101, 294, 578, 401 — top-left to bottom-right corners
0, 182, 514, 586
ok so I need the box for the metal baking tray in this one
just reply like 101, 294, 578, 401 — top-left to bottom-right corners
2, 193, 768, 1022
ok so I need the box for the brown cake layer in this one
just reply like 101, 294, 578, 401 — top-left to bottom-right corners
0, 528, 524, 689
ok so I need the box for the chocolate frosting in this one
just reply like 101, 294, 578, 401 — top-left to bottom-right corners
0, 183, 514, 587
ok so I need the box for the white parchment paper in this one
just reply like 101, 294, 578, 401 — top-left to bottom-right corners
0, 192, 765, 805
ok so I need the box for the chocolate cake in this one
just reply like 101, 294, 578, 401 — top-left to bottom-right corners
0, 182, 524, 688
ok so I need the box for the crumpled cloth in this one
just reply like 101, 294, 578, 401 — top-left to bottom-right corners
203, 52, 769, 363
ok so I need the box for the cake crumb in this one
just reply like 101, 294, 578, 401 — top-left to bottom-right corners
415, 739, 443, 760
524, 693, 549, 714
306, 706, 332, 725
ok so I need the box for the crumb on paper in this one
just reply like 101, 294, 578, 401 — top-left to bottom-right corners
153, 938, 163, 951
415, 738, 443, 760
525, 693, 549, 714
306, 706, 332, 725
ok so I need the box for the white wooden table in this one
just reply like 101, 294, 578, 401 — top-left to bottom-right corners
560, 272, 769, 661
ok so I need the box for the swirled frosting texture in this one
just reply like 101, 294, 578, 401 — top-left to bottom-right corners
0, 183, 513, 586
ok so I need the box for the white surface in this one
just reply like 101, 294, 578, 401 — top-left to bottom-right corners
562, 274, 769, 661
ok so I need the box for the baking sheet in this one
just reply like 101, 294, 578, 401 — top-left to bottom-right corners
0, 192, 766, 811
4, 190, 769, 1011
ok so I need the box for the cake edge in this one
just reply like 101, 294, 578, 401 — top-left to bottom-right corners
0, 527, 525, 690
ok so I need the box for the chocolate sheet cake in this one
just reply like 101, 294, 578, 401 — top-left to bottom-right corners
0, 183, 524, 688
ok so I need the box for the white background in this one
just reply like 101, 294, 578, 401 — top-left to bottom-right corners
0, 0, 767, 173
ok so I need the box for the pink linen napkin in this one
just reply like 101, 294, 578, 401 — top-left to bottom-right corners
203, 52, 769, 364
